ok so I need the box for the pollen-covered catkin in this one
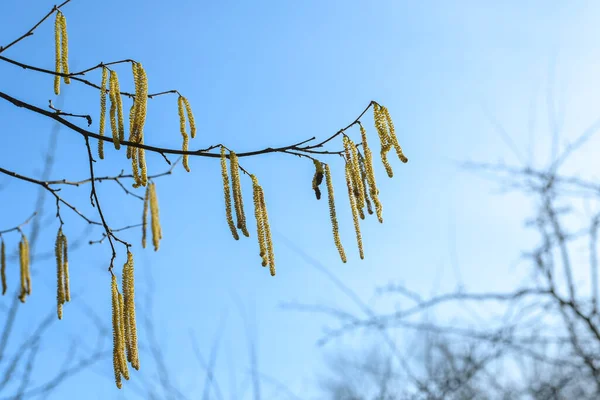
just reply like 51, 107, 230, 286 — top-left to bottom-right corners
58, 13, 70, 85
111, 275, 126, 389
178, 96, 190, 172
221, 147, 239, 240
18, 234, 30, 303
122, 251, 139, 370
109, 71, 123, 150
0, 239, 6, 296
149, 182, 162, 251
357, 152, 373, 216
130, 63, 148, 145
251, 175, 268, 267
312, 160, 324, 200
53, 12, 61, 95
325, 165, 346, 263
98, 67, 108, 159
381, 106, 408, 164
117, 291, 129, 380
230, 151, 249, 237
359, 123, 383, 223
182, 97, 196, 139
345, 162, 364, 259
63, 233, 70, 302
258, 186, 276, 276
373, 103, 394, 178
142, 185, 149, 248
343, 136, 365, 220
55, 228, 65, 319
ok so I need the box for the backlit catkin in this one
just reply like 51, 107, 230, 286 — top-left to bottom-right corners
221, 147, 239, 240
182, 97, 196, 139
373, 103, 394, 178
345, 162, 364, 259
53, 12, 69, 94
357, 152, 373, 216
380, 106, 408, 164
142, 185, 149, 248
111, 275, 129, 388
98, 67, 108, 159
149, 182, 162, 251
0, 239, 5, 295
177, 96, 190, 172
230, 151, 249, 237
122, 251, 139, 370
18, 234, 30, 303
55, 228, 65, 319
259, 185, 275, 276
109, 70, 123, 150
59, 12, 70, 85
343, 136, 365, 220
325, 165, 346, 263
251, 175, 268, 267
359, 123, 383, 223
63, 233, 70, 302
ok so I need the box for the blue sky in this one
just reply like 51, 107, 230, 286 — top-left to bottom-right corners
1, 1, 600, 399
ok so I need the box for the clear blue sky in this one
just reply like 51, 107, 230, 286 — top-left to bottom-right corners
1, 1, 600, 399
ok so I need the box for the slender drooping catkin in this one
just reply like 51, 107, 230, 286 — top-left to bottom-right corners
343, 136, 366, 220
312, 159, 324, 200
251, 175, 268, 267
53, 12, 61, 95
325, 165, 346, 263
122, 251, 139, 370
221, 147, 239, 240
109, 71, 123, 150
18, 234, 30, 303
258, 185, 276, 276
59, 13, 70, 85
357, 152, 373, 216
182, 97, 196, 139
345, 162, 364, 259
178, 96, 190, 172
142, 185, 150, 248
373, 103, 394, 178
63, 233, 70, 302
111, 275, 129, 388
149, 182, 162, 251
380, 106, 408, 164
55, 228, 65, 319
359, 123, 383, 223
230, 151, 249, 237
0, 239, 6, 296
98, 67, 108, 159
129, 63, 148, 187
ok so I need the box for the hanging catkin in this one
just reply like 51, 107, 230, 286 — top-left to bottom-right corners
221, 147, 239, 240
325, 165, 346, 263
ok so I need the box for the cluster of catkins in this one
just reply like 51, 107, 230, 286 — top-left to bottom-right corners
0, 234, 31, 303
312, 103, 408, 263
48, 8, 409, 391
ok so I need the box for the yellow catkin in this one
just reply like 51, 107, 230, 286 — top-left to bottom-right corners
373, 103, 394, 178
127, 102, 135, 159
53, 12, 61, 95
251, 175, 268, 266
18, 234, 30, 302
115, 76, 125, 144
109, 71, 122, 150
1, 239, 6, 295
131, 63, 148, 146
381, 106, 408, 164
111, 275, 123, 389
230, 151, 249, 237
55, 229, 65, 319
325, 165, 346, 263
149, 182, 162, 251
221, 147, 239, 240
131, 143, 141, 188
357, 152, 373, 216
312, 160, 324, 200
59, 13, 70, 85
63, 233, 70, 302
138, 141, 147, 187
258, 186, 276, 276
122, 251, 139, 370
343, 136, 366, 220
345, 162, 364, 259
98, 67, 108, 159
118, 291, 130, 380
359, 123, 383, 223
142, 185, 149, 248
182, 97, 196, 139
178, 96, 190, 172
